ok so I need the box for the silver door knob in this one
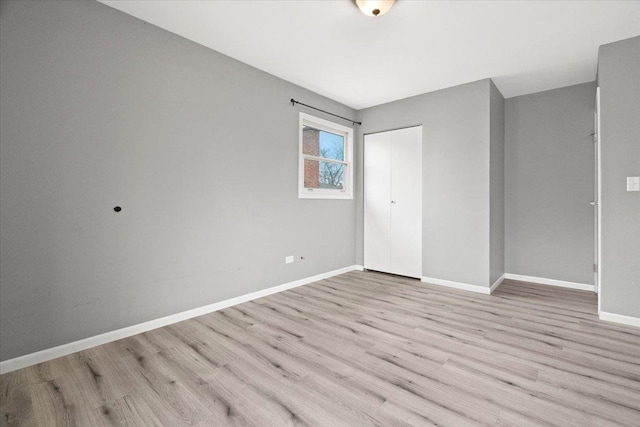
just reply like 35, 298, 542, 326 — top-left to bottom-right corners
590, 201, 598, 206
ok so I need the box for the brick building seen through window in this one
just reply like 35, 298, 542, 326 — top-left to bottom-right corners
302, 126, 345, 190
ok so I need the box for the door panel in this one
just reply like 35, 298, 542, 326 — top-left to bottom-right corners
364, 132, 392, 273
595, 87, 601, 311
390, 126, 422, 278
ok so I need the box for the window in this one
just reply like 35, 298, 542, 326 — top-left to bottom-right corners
298, 113, 353, 199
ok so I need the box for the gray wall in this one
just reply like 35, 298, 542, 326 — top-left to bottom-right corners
505, 82, 596, 285
357, 80, 493, 288
598, 36, 640, 317
489, 82, 505, 285
0, 0, 356, 361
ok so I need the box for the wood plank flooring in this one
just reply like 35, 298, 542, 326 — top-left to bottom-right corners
2, 270, 640, 426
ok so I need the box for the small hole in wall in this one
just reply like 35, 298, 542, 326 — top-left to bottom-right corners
114, 206, 122, 212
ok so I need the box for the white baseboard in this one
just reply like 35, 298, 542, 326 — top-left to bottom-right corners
0, 265, 360, 374
503, 273, 594, 292
599, 311, 640, 328
354, 265, 364, 271
421, 276, 491, 295
490, 274, 505, 293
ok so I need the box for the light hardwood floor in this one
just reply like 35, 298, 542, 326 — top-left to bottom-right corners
1, 271, 640, 426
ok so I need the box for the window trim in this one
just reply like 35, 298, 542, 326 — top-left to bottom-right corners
298, 112, 354, 199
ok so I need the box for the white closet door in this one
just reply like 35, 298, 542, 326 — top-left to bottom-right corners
364, 131, 392, 274
390, 126, 422, 278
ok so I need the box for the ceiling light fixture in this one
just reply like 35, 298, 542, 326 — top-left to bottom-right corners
355, 0, 396, 17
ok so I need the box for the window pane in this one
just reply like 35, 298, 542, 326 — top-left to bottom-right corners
304, 159, 319, 189
304, 159, 345, 190
302, 126, 344, 161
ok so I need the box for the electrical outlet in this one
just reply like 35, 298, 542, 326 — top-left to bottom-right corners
285, 255, 294, 264
627, 176, 640, 192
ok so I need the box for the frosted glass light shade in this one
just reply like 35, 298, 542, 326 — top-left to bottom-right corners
355, 0, 396, 17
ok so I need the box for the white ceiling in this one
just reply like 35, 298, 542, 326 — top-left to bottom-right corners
99, 0, 640, 110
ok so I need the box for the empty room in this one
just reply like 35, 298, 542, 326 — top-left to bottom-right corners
1, 0, 640, 425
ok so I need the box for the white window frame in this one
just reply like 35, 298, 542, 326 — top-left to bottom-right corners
298, 112, 353, 199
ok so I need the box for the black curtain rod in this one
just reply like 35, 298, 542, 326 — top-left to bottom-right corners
290, 98, 362, 126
